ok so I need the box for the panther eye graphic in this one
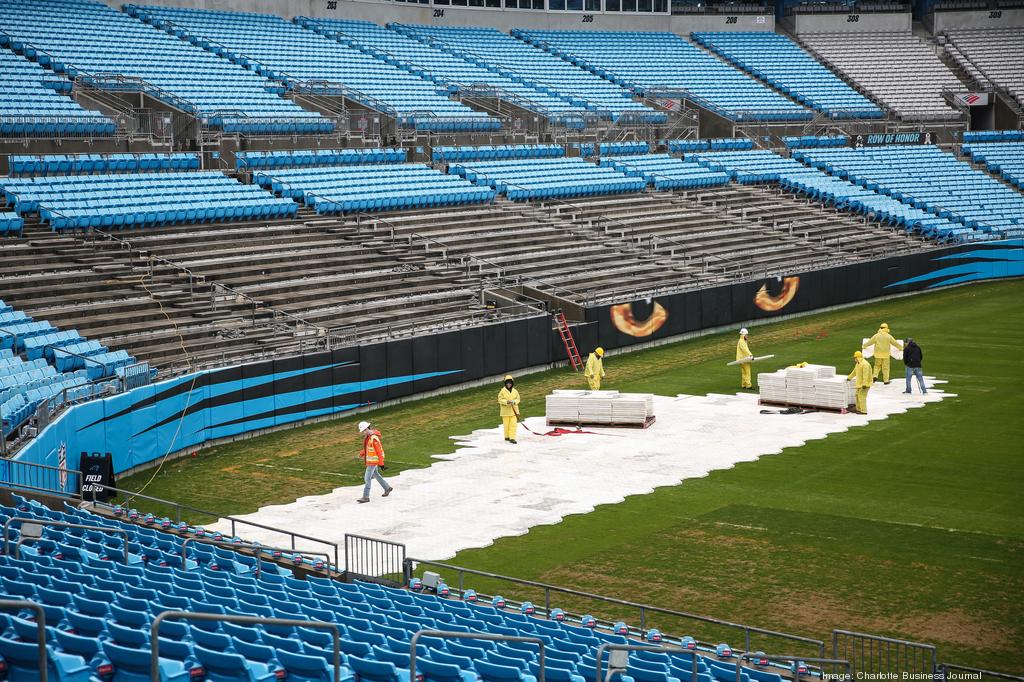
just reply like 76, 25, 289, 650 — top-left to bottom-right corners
754, 277, 800, 312
610, 301, 668, 337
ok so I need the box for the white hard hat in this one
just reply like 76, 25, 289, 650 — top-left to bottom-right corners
740, 328, 749, 335
358, 421, 371, 432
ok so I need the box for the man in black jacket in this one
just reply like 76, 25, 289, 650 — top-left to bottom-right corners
903, 338, 927, 394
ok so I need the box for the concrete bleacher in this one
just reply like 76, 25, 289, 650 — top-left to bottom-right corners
0, 0, 328, 135
0, 493, 806, 682
513, 30, 813, 122
943, 27, 1024, 108
798, 32, 963, 120
128, 5, 497, 132
690, 32, 883, 119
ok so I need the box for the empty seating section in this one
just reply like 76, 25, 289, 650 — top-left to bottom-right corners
0, 494, 802, 682
514, 30, 811, 121
449, 158, 644, 201
129, 6, 495, 132
601, 154, 731, 190
681, 150, 979, 242
1, 172, 297, 231
0, 300, 130, 436
692, 32, 882, 119
0, 47, 114, 137
257, 164, 495, 214
8, 153, 200, 176
432, 145, 564, 164
235, 148, 406, 171
0, 0, 327, 135
962, 130, 1024, 144
944, 27, 1024, 107
599, 142, 650, 156
782, 135, 848, 148
799, 32, 962, 120
0, 211, 24, 236
666, 139, 754, 153
393, 25, 663, 123
300, 19, 590, 125
794, 145, 1024, 238
962, 142, 1024, 191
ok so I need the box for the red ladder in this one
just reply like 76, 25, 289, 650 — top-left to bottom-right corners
554, 312, 583, 371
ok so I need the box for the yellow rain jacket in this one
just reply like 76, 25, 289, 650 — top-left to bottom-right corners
498, 386, 521, 417
863, 330, 904, 358
848, 358, 873, 388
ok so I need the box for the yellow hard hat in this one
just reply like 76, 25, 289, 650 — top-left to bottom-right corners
503, 375, 514, 382
595, 347, 604, 357
880, 322, 889, 330
853, 350, 863, 359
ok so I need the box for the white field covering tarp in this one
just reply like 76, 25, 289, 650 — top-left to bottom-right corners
212, 378, 951, 564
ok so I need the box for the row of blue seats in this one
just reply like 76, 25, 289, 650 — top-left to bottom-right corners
448, 158, 645, 201
22, 330, 84, 361
7, 153, 200, 176
0, 357, 48, 378
962, 130, 1024, 143
432, 145, 565, 164
666, 139, 754, 154
41, 199, 298, 231
0, 211, 23, 236
0, 118, 116, 137
310, 187, 496, 214
781, 135, 848, 149
600, 154, 731, 191
598, 142, 650, 157
962, 142, 1024, 192
51, 341, 108, 373
235, 148, 406, 171
0, 311, 29, 326
0, 321, 56, 352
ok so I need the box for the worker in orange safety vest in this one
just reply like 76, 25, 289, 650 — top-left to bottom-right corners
357, 420, 393, 504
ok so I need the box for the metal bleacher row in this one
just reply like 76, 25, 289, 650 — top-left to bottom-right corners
0, 299, 133, 438
0, 494, 808, 682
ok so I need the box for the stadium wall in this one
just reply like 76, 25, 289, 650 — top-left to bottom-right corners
105, 0, 775, 31
789, 11, 911, 33
927, 8, 1024, 32
9, 240, 1021, 491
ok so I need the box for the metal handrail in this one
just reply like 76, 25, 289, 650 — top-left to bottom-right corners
0, 600, 47, 680
83, 482, 342, 569
937, 664, 1024, 682
151, 612, 341, 682
736, 653, 851, 682
2, 518, 129, 564
180, 536, 333, 576
411, 630, 546, 682
405, 558, 825, 656
597, 644, 699, 682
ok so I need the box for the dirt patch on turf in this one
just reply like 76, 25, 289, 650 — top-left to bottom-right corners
894, 610, 1014, 651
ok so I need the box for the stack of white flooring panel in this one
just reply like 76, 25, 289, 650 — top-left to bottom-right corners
759, 364, 854, 410
546, 390, 655, 426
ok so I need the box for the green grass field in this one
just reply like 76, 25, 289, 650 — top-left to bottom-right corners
119, 280, 1024, 671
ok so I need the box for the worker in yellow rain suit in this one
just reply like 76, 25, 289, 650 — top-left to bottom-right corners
863, 322, 904, 385
584, 347, 605, 390
498, 375, 521, 444
736, 328, 753, 389
847, 350, 873, 414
